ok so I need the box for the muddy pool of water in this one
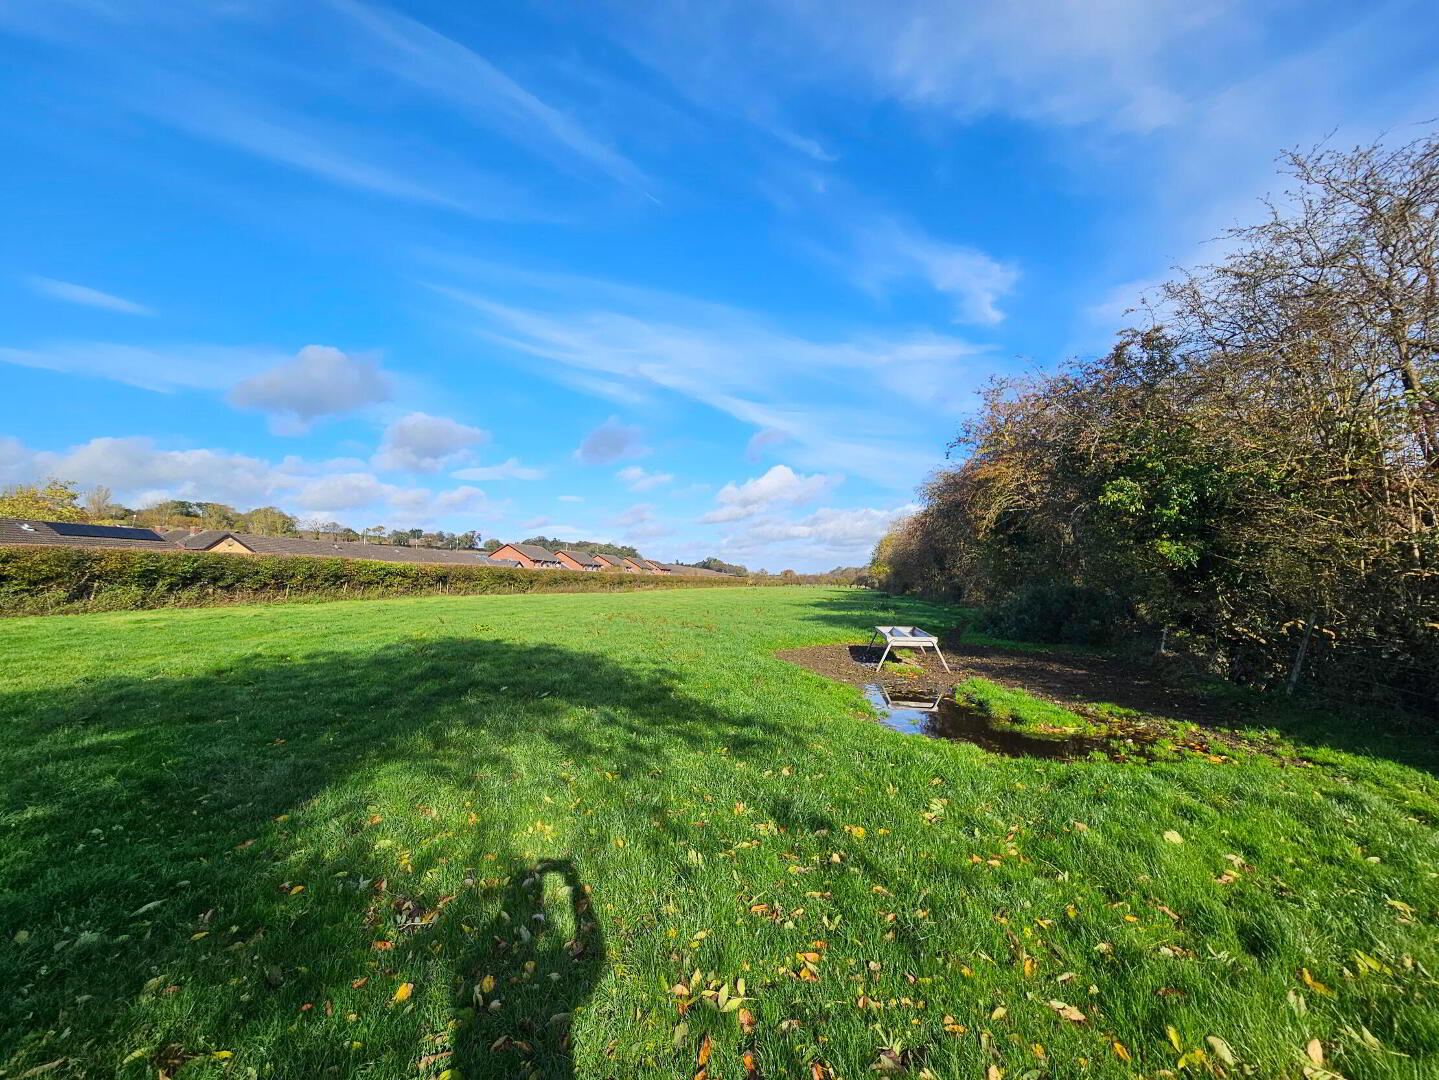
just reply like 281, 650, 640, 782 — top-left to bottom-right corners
863, 684, 1160, 761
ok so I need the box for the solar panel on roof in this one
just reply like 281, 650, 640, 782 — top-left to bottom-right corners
47, 522, 165, 541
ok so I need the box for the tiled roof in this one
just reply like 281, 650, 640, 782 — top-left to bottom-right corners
508, 543, 561, 562
556, 548, 602, 567
593, 553, 628, 566
0, 517, 173, 549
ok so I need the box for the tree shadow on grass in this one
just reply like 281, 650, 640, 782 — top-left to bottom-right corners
0, 636, 787, 1076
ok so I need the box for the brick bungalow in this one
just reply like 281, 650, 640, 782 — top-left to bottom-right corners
486, 543, 564, 569
0, 518, 521, 568
554, 548, 603, 571
593, 553, 635, 572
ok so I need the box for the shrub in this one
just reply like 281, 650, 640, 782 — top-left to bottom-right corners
0, 546, 749, 616
978, 583, 1129, 646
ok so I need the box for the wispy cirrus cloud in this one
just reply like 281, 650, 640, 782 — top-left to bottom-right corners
26, 276, 154, 316
440, 273, 982, 487
327, 0, 651, 192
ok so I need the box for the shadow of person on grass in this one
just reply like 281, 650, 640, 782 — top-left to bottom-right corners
0, 636, 785, 1075
450, 859, 605, 1080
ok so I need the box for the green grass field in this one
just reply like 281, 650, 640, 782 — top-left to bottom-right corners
1, 587, 1436, 1079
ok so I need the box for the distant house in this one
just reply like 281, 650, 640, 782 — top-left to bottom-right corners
620, 557, 651, 573
654, 562, 729, 577
593, 553, 633, 572
554, 548, 603, 571
0, 518, 175, 551
2, 518, 521, 568
487, 543, 564, 569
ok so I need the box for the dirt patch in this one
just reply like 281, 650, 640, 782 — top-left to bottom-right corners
778, 640, 1306, 764
775, 640, 1246, 726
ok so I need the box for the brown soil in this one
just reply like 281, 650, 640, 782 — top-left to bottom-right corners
775, 640, 1250, 727
777, 640, 1302, 762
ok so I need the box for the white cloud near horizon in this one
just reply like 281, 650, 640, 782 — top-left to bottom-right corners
700, 465, 838, 523
0, 433, 502, 528
26, 276, 154, 316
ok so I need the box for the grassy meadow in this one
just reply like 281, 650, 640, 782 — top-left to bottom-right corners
1, 587, 1436, 1079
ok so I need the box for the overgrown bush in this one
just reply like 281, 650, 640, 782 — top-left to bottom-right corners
979, 584, 1130, 646
0, 546, 749, 616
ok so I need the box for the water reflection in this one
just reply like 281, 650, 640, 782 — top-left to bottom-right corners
864, 684, 1151, 761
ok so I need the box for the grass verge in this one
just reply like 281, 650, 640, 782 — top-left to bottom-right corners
0, 587, 1436, 1078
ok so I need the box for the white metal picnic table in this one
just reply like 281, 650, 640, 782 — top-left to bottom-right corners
868, 625, 951, 672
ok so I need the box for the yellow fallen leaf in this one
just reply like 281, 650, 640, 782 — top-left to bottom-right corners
480, 975, 496, 993
1163, 830, 1185, 844
393, 982, 414, 1003
210, 1051, 233, 1060
1112, 1041, 1131, 1061
1046, 1000, 1086, 1023
1167, 1025, 1184, 1052
1300, 969, 1334, 997
1306, 1039, 1324, 1066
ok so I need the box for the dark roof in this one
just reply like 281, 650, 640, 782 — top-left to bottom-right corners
593, 553, 628, 566
160, 528, 238, 550
0, 517, 174, 549
505, 543, 561, 562
555, 548, 602, 567
654, 562, 729, 577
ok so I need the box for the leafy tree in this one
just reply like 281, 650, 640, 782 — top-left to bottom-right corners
0, 479, 87, 522
240, 507, 297, 536
876, 133, 1439, 704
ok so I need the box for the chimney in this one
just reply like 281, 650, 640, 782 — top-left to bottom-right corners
189, 525, 200, 535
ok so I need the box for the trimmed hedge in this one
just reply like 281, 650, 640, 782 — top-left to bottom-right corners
0, 545, 749, 616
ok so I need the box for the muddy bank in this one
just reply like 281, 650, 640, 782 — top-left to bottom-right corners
775, 640, 1244, 725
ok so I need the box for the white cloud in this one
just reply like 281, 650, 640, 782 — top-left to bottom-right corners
574, 418, 649, 464
18, 436, 300, 508
374, 412, 490, 472
745, 428, 790, 462
617, 465, 673, 491
2, 433, 499, 529
431, 485, 490, 512
719, 503, 920, 559
604, 0, 1223, 138
0, 341, 283, 394
625, 521, 672, 541
700, 465, 838, 524
228, 345, 393, 432
26, 276, 154, 316
855, 221, 1019, 324
445, 285, 972, 487
612, 503, 655, 527
557, 494, 584, 502
329, 0, 649, 191
452, 457, 546, 481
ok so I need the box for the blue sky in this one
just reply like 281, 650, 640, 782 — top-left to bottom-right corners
2, 0, 1438, 570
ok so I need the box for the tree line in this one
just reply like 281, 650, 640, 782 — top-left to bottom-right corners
871, 135, 1438, 708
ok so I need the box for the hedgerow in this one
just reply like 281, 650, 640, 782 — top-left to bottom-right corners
0, 546, 748, 616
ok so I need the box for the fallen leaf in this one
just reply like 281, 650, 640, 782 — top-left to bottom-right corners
1112, 1041, 1131, 1061
1306, 1039, 1324, 1066
698, 1033, 713, 1067
1207, 1036, 1237, 1065
1046, 1000, 1086, 1023
393, 982, 414, 1003
1163, 830, 1185, 845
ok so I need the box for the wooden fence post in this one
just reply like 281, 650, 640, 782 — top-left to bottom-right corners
1286, 614, 1317, 696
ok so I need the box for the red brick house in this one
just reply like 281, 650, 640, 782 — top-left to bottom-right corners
554, 548, 603, 571
487, 543, 564, 569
